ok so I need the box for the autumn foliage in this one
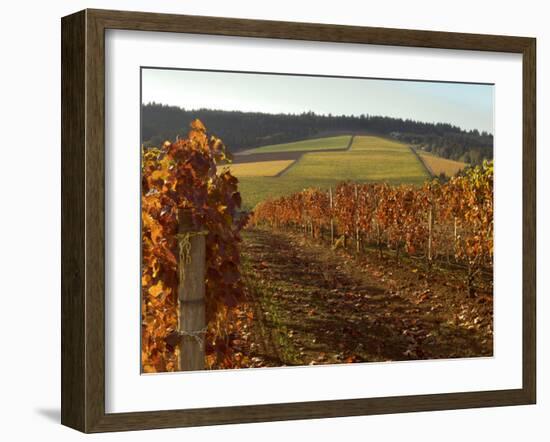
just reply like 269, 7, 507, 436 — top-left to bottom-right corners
141, 119, 493, 373
141, 120, 249, 372
252, 161, 494, 287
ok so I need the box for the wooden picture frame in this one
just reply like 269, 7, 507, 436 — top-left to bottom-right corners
61, 8, 536, 433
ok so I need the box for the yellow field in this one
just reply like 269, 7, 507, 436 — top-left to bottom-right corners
225, 160, 295, 177
419, 152, 467, 177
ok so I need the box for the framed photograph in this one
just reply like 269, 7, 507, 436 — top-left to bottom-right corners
61, 9, 536, 433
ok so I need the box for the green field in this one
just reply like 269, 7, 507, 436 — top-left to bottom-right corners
237, 135, 351, 155
236, 135, 429, 210
350, 136, 412, 152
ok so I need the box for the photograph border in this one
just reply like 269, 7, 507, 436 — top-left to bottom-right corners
61, 8, 536, 433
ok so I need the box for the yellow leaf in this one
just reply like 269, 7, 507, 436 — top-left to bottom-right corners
148, 281, 164, 298
142, 274, 151, 286
191, 119, 206, 132
151, 169, 169, 181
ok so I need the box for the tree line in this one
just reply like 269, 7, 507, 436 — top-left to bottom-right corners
142, 103, 493, 164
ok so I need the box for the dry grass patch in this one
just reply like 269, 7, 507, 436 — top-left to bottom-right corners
419, 152, 467, 177
226, 160, 295, 177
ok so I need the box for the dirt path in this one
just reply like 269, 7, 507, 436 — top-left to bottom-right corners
240, 227, 492, 367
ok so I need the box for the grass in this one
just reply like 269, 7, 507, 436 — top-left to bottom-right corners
284, 141, 427, 183
224, 160, 295, 177
237, 135, 351, 155
237, 135, 430, 210
419, 151, 467, 177
350, 136, 411, 152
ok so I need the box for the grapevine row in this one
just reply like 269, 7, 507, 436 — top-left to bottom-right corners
141, 120, 248, 372
252, 161, 493, 292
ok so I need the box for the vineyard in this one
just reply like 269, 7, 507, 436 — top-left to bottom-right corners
141, 120, 494, 372
252, 162, 493, 294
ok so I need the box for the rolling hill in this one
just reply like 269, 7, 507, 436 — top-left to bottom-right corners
230, 135, 430, 210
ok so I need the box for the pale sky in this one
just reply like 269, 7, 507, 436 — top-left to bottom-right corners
142, 68, 494, 134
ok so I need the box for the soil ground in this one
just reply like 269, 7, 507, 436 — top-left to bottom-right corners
236, 227, 493, 368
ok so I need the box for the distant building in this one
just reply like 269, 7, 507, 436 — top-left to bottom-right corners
389, 131, 401, 139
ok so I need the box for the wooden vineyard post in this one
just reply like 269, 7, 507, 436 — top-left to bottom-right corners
372, 219, 382, 259
376, 220, 382, 259
453, 216, 458, 260
329, 187, 335, 246
354, 184, 360, 253
427, 204, 434, 265
177, 208, 207, 371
